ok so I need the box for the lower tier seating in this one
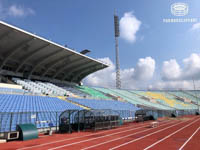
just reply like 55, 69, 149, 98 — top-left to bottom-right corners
0, 94, 82, 132
68, 97, 139, 119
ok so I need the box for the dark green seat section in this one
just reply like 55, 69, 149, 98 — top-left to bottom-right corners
17, 124, 38, 141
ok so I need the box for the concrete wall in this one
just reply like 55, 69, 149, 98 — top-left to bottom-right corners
0, 83, 22, 89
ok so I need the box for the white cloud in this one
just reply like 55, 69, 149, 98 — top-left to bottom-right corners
182, 53, 200, 80
0, 2, 35, 18
8, 5, 35, 17
134, 57, 155, 81
84, 57, 155, 89
83, 57, 116, 88
84, 53, 200, 90
162, 59, 181, 80
161, 53, 200, 81
120, 11, 141, 43
191, 23, 200, 31
150, 53, 200, 90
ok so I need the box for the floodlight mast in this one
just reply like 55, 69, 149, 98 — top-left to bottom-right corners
114, 11, 121, 89
192, 78, 200, 112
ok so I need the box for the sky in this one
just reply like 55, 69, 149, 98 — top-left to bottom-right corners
0, 0, 200, 90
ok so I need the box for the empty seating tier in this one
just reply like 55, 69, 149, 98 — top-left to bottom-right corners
68, 97, 139, 119
0, 94, 82, 132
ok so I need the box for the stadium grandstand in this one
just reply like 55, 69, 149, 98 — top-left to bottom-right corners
0, 20, 199, 145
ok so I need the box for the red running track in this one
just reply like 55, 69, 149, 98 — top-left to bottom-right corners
21, 120, 172, 150
110, 116, 200, 150
0, 120, 157, 150
0, 116, 200, 150
46, 119, 175, 150
143, 116, 200, 150
180, 126, 200, 150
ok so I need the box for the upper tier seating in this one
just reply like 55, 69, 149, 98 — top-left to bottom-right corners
94, 88, 172, 110
186, 91, 200, 99
11, 78, 199, 110
144, 92, 193, 109
169, 91, 199, 105
13, 78, 72, 96
113, 89, 174, 110
76, 86, 111, 99
133, 91, 196, 110
68, 97, 136, 110
62, 85, 89, 98
160, 92, 197, 109
0, 94, 82, 132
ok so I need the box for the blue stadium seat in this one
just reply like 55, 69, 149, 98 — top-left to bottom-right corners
68, 97, 139, 119
0, 94, 82, 132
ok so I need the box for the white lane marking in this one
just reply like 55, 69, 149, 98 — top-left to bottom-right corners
82, 120, 180, 150
143, 117, 200, 150
110, 118, 200, 150
179, 126, 200, 150
48, 120, 174, 150
17, 121, 156, 150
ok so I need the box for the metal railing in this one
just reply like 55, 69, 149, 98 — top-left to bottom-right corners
95, 120, 121, 131
0, 111, 62, 133
0, 110, 135, 133
0, 109, 198, 133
